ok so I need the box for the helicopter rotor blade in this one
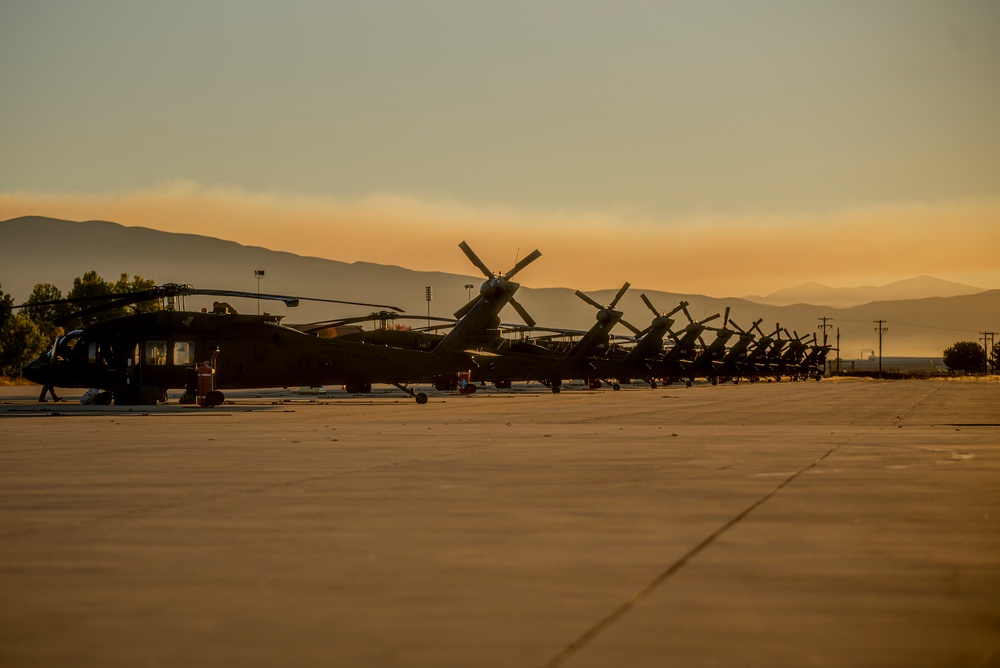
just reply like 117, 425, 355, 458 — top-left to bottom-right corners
413, 322, 462, 333
458, 241, 494, 279
640, 294, 659, 317
575, 290, 605, 311
665, 301, 688, 318
453, 295, 482, 319
52, 293, 159, 326
723, 307, 731, 327
183, 288, 403, 312
11, 291, 131, 310
609, 282, 631, 309
699, 313, 721, 325
47, 282, 404, 326
505, 248, 542, 280
619, 318, 643, 336
508, 297, 536, 328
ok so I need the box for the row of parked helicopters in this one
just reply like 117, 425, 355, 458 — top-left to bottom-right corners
8, 242, 831, 405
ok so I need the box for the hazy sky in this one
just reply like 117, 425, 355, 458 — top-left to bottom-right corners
2, 1, 998, 295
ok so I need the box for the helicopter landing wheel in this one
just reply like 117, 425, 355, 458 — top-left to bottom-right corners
415, 392, 428, 405
204, 390, 225, 407
612, 382, 621, 391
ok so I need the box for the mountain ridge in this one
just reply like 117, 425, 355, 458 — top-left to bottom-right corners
745, 275, 987, 308
3, 216, 998, 357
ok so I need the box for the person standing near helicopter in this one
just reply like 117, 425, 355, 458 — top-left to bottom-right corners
38, 384, 60, 402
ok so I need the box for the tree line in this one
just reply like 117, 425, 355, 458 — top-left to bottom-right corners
2, 273, 998, 379
943, 340, 1000, 375
0, 272, 157, 378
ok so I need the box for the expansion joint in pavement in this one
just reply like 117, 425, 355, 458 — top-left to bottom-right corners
541, 431, 866, 668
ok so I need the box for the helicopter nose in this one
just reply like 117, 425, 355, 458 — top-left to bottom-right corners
21, 355, 51, 386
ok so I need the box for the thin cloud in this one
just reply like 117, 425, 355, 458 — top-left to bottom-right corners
2, 180, 998, 295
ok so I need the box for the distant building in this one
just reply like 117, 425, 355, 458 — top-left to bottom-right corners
832, 357, 947, 376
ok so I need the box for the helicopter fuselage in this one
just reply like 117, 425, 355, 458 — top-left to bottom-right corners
22, 310, 474, 400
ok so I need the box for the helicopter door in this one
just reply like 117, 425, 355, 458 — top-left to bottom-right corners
126, 342, 140, 389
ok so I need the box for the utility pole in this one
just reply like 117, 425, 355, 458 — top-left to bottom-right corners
979, 331, 997, 374
818, 316, 833, 346
836, 326, 841, 376
874, 320, 888, 379
425, 286, 433, 328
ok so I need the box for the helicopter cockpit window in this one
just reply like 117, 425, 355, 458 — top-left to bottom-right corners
144, 341, 168, 366
55, 332, 82, 359
88, 342, 98, 364
173, 341, 195, 366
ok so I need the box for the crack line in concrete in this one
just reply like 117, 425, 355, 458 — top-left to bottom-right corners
542, 385, 940, 667
540, 434, 861, 668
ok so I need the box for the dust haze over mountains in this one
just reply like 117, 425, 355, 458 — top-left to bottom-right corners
3, 216, 997, 358
746, 276, 987, 308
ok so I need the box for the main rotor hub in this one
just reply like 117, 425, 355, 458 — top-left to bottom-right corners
596, 308, 620, 324
480, 277, 508, 300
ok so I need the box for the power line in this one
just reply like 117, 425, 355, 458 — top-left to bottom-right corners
836, 318, 980, 333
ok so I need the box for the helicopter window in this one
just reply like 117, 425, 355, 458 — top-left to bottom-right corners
173, 341, 195, 365
144, 341, 168, 366
88, 342, 98, 364
55, 333, 82, 359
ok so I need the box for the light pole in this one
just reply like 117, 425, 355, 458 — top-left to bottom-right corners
255, 270, 265, 315
464, 283, 474, 301
425, 286, 433, 328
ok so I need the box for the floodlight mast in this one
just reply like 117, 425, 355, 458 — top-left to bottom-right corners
255, 270, 266, 315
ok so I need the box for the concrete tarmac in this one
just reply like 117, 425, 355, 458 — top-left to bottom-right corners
1, 378, 998, 667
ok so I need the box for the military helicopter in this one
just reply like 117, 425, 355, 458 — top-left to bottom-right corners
709, 316, 764, 383
588, 295, 689, 389
648, 304, 721, 386
15, 242, 541, 405
468, 283, 640, 392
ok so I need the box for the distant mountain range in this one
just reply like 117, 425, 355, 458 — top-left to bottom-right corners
744, 276, 987, 308
3, 216, 998, 358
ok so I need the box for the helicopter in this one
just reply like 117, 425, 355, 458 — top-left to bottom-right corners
646, 304, 721, 386
467, 283, 641, 392
586, 295, 689, 389
14, 242, 541, 405
313, 282, 642, 393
